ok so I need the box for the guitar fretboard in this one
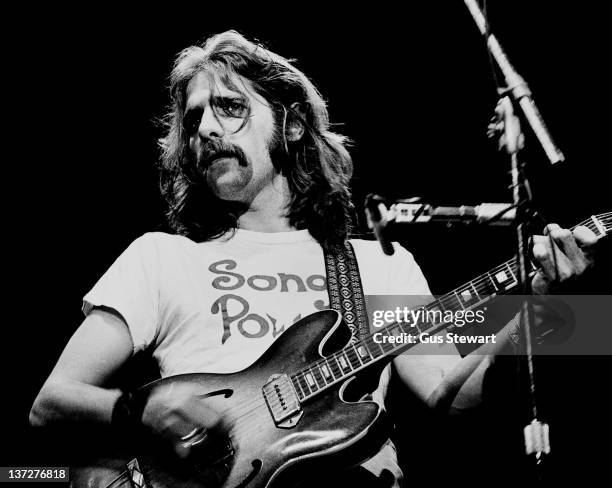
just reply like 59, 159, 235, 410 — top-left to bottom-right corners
290, 212, 611, 401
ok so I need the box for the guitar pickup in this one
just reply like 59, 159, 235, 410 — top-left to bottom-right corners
262, 374, 303, 428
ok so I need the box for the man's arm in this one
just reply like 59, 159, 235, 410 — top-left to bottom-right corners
29, 309, 133, 427
30, 309, 224, 460
393, 223, 598, 412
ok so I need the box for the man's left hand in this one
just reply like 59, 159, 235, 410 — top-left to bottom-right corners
531, 223, 598, 294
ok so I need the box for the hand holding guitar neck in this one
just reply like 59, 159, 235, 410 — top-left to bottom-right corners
531, 223, 598, 295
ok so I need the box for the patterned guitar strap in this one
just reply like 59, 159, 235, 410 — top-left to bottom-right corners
324, 241, 370, 341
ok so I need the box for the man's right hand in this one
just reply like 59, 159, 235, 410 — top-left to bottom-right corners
141, 382, 226, 461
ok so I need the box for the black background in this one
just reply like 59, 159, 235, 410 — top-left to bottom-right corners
3, 1, 611, 484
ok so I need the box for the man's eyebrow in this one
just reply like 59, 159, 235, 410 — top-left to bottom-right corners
212, 94, 248, 103
184, 93, 246, 113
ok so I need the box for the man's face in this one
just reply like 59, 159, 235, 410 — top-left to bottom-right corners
184, 71, 278, 203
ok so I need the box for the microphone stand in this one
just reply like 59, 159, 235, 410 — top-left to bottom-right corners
463, 1, 554, 477
497, 98, 550, 471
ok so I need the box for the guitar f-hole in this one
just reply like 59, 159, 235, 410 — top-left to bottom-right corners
196, 389, 233, 399
235, 459, 263, 488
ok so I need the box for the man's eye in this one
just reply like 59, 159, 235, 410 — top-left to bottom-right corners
183, 114, 200, 134
217, 99, 248, 118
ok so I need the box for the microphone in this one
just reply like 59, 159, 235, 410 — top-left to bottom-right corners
365, 194, 396, 256
365, 195, 516, 256
393, 202, 516, 225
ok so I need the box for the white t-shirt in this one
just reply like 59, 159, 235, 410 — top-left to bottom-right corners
82, 229, 431, 486
83, 229, 430, 376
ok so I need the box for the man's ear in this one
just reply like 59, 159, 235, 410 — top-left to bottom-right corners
286, 102, 306, 142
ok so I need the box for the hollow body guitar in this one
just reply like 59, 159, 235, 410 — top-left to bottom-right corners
134, 309, 392, 488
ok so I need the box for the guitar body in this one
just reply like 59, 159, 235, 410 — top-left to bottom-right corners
123, 310, 391, 488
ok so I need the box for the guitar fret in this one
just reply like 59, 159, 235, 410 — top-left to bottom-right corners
346, 345, 362, 369
417, 320, 433, 333
353, 343, 367, 364
364, 335, 384, 358
470, 283, 481, 299
505, 263, 517, 285
305, 372, 316, 388
443, 292, 463, 312
320, 363, 333, 381
304, 369, 320, 391
337, 352, 353, 372
327, 356, 343, 379
387, 323, 404, 350
421, 303, 442, 331
296, 373, 312, 396
411, 308, 425, 333
291, 376, 305, 400
378, 335, 395, 353
456, 285, 479, 307
453, 291, 466, 310
395, 319, 409, 336
409, 324, 425, 340
485, 272, 499, 292
310, 365, 326, 388
493, 269, 508, 284
356, 344, 372, 363
471, 282, 486, 299
492, 264, 515, 290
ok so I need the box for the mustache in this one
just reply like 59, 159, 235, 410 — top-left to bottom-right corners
197, 140, 248, 170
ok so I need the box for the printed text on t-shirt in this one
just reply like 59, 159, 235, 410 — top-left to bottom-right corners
209, 259, 328, 343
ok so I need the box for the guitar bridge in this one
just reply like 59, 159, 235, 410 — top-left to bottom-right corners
262, 374, 303, 428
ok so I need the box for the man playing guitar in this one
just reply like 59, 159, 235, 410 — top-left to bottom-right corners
29, 31, 599, 487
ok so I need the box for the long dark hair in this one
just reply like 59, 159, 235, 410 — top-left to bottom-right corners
159, 30, 354, 249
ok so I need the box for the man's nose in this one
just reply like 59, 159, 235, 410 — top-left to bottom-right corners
198, 108, 224, 140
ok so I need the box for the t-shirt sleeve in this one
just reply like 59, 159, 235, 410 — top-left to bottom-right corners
350, 239, 432, 297
82, 233, 160, 353
387, 242, 432, 296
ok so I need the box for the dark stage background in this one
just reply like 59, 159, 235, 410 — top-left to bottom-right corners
4, 1, 611, 484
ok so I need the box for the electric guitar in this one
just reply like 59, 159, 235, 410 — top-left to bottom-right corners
73, 212, 610, 488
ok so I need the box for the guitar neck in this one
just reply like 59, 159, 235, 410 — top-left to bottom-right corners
290, 212, 611, 402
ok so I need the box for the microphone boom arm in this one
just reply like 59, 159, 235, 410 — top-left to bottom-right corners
464, 0, 564, 165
